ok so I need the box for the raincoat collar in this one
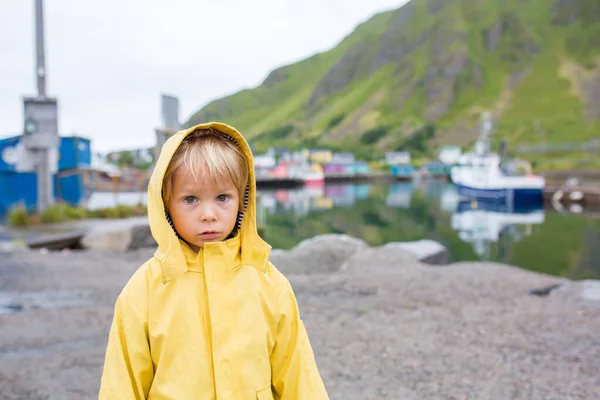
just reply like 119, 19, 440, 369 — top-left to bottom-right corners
148, 122, 271, 284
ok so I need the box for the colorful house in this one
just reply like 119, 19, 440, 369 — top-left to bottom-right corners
323, 163, 351, 176
348, 162, 370, 175
391, 164, 415, 180
322, 161, 370, 177
420, 161, 452, 179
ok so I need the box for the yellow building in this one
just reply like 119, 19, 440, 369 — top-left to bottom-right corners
302, 148, 333, 164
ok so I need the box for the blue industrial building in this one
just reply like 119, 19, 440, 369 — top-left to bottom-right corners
0, 135, 92, 214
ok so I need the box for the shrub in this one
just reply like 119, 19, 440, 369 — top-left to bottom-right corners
327, 114, 346, 129
360, 126, 388, 145
132, 203, 148, 216
7, 205, 30, 227
90, 207, 120, 219
65, 206, 88, 220
40, 204, 70, 224
6, 202, 148, 226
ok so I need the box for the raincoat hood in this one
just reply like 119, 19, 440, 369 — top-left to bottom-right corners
148, 122, 271, 283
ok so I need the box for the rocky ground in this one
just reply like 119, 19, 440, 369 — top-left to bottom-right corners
1, 234, 599, 399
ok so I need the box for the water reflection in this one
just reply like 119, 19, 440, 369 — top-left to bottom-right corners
414, 181, 462, 214
260, 182, 451, 214
451, 201, 545, 260
385, 183, 413, 209
259, 183, 375, 216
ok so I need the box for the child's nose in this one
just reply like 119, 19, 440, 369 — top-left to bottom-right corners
199, 203, 217, 222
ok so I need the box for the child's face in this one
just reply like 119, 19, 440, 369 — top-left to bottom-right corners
167, 165, 240, 250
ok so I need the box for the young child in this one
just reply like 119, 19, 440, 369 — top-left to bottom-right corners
99, 122, 329, 399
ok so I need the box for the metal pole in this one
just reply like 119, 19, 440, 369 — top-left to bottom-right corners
35, 0, 53, 213
35, 0, 46, 98
30, 0, 56, 212
38, 149, 53, 211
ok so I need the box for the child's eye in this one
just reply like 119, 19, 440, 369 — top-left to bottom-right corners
216, 194, 230, 202
183, 196, 197, 204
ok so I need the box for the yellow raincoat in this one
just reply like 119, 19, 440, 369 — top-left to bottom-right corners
99, 122, 329, 399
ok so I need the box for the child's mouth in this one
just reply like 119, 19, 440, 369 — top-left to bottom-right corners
199, 231, 219, 240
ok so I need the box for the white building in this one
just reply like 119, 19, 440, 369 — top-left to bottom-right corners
439, 146, 462, 165
385, 151, 411, 165
254, 153, 277, 169
331, 152, 355, 164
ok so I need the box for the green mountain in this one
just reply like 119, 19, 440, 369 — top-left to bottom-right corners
185, 0, 600, 161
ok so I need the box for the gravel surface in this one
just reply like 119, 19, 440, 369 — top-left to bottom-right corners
1, 235, 599, 400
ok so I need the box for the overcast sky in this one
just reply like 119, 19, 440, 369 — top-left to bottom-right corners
0, 0, 409, 153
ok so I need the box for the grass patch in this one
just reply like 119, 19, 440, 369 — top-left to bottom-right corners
6, 203, 148, 227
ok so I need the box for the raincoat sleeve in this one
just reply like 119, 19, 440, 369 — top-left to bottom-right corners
270, 276, 329, 399
99, 293, 154, 399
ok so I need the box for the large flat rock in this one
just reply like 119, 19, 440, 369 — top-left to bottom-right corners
271, 234, 448, 275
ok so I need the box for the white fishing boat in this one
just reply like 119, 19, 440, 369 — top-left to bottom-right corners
450, 113, 545, 206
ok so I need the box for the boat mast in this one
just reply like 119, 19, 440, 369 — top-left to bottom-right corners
476, 112, 493, 156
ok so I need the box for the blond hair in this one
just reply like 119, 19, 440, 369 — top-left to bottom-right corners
162, 128, 248, 207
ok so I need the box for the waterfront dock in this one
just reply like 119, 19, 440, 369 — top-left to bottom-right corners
544, 185, 600, 208
255, 172, 401, 188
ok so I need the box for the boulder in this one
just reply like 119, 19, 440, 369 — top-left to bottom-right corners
270, 234, 449, 275
81, 229, 133, 252
340, 243, 418, 275
129, 224, 157, 250
581, 280, 600, 301
387, 239, 448, 265
81, 224, 155, 252
270, 234, 369, 274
